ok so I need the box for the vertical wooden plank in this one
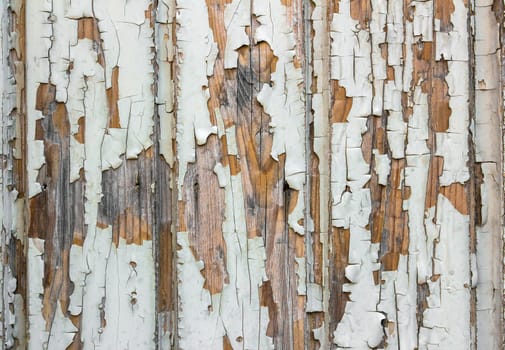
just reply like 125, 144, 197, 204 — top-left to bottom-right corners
473, 0, 503, 348
25, 0, 157, 348
308, 0, 331, 348
1, 0, 27, 347
174, 0, 306, 347
329, 1, 386, 348
155, 0, 176, 347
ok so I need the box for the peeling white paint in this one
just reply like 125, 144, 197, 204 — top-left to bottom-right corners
330, 1, 388, 347
26, 0, 51, 197
156, 0, 176, 167
178, 160, 274, 349
435, 0, 470, 187
176, 0, 218, 197
254, 0, 305, 191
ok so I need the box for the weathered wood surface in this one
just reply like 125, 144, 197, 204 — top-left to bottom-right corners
0, 0, 503, 349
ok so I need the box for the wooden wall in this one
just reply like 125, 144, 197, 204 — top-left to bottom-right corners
0, 0, 503, 348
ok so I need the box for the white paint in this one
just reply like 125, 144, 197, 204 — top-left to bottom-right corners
98, 0, 155, 159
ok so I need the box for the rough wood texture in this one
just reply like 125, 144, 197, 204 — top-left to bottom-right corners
0, 0, 503, 349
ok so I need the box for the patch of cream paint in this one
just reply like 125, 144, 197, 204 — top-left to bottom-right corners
373, 150, 391, 186
99, 239, 155, 349
101, 0, 155, 158
295, 257, 306, 295
224, 0, 249, 69
69, 244, 84, 316
306, 283, 323, 313
333, 243, 383, 348
418, 194, 471, 349
412, 0, 433, 41
47, 301, 78, 350
213, 162, 229, 188
216, 165, 273, 350
27, 238, 48, 349
378, 269, 400, 348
